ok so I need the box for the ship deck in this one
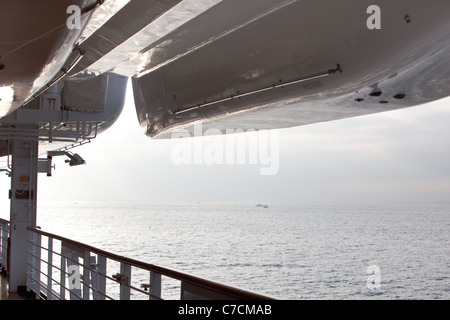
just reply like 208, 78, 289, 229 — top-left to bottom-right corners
0, 274, 22, 300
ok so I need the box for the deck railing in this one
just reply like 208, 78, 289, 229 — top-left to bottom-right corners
0, 219, 9, 273
0, 219, 273, 300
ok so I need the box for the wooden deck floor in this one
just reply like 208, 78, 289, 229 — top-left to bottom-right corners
0, 274, 22, 300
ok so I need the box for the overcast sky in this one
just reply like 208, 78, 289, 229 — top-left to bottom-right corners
1, 81, 450, 207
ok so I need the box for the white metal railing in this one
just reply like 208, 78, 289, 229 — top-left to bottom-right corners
0, 121, 99, 143
0, 219, 9, 272
21, 226, 272, 300
0, 218, 272, 300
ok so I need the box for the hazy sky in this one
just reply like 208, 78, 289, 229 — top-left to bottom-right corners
1, 81, 450, 207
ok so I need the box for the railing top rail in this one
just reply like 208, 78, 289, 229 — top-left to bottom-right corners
27, 226, 274, 300
0, 218, 9, 225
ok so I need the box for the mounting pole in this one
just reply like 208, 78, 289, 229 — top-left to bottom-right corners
8, 128, 39, 293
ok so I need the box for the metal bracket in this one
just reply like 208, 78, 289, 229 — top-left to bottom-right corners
140, 283, 151, 291
112, 273, 129, 285
36, 151, 86, 177
37, 158, 54, 176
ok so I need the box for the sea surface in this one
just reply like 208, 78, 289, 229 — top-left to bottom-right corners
14, 201, 450, 299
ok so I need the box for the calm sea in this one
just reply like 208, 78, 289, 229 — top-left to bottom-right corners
28, 201, 450, 299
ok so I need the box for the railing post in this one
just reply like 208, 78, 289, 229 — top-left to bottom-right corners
90, 255, 98, 300
26, 230, 41, 298
62, 243, 83, 300
60, 251, 66, 300
96, 255, 106, 300
82, 250, 91, 300
47, 237, 53, 300
149, 271, 161, 300
119, 262, 131, 300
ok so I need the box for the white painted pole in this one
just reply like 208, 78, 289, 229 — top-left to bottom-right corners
9, 133, 39, 293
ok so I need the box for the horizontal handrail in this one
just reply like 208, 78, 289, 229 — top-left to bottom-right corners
27, 226, 273, 300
